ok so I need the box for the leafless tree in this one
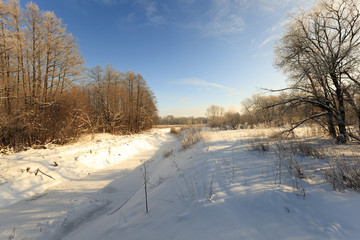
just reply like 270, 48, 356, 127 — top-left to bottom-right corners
274, 0, 360, 142
225, 111, 241, 129
205, 105, 225, 128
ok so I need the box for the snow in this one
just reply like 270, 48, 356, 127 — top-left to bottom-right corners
0, 129, 170, 208
1, 128, 360, 239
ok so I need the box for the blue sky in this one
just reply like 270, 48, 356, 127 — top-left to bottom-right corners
25, 0, 314, 117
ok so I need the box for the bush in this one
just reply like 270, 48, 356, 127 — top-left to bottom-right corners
0, 86, 92, 151
181, 128, 202, 149
292, 143, 323, 159
170, 127, 179, 135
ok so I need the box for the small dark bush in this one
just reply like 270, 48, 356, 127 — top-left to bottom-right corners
249, 140, 270, 152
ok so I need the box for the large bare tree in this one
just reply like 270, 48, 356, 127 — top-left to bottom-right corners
274, 0, 360, 142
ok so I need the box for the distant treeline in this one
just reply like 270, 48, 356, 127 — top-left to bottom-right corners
0, 1, 157, 150
156, 115, 207, 125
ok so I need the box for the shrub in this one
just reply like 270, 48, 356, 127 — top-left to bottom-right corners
170, 127, 179, 135
292, 143, 323, 159
249, 139, 270, 152
181, 128, 202, 149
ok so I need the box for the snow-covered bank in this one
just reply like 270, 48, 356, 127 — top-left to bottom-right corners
0, 129, 170, 208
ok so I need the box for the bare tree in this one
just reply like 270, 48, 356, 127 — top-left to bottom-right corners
225, 111, 241, 129
205, 105, 225, 128
274, 0, 360, 142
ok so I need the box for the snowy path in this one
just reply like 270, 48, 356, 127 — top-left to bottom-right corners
0, 131, 178, 240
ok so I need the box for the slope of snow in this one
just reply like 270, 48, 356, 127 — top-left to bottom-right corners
1, 129, 360, 240
0, 129, 170, 208
64, 130, 360, 240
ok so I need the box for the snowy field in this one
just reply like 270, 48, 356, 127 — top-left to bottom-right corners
1, 128, 360, 239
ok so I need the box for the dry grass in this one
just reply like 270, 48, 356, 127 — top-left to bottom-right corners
322, 155, 360, 191
293, 143, 324, 159
246, 125, 360, 192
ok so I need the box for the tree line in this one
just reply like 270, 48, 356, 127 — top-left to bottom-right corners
156, 115, 207, 126
0, 0, 157, 150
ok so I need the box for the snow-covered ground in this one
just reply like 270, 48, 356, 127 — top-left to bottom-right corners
1, 128, 360, 239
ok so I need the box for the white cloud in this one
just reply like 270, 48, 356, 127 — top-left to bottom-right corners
135, 0, 167, 26
176, 77, 242, 96
257, 0, 314, 48
258, 0, 293, 12
258, 34, 279, 48
116, 12, 137, 29
177, 0, 196, 5
198, 0, 246, 37
257, 0, 314, 12
94, 0, 120, 6
189, 0, 315, 38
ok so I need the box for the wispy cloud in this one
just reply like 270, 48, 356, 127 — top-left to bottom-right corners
116, 12, 137, 29
134, 0, 167, 26
176, 77, 242, 96
258, 0, 315, 12
190, 0, 315, 38
257, 0, 315, 48
145, 2, 166, 25
189, 0, 246, 37
94, 0, 120, 6
258, 34, 279, 48
258, 0, 293, 12
98, 0, 166, 26
112, 0, 315, 37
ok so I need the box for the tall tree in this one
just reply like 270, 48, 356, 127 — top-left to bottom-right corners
274, 0, 360, 142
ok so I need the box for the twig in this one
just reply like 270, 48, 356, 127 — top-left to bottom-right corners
35, 168, 55, 180
9, 226, 15, 240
